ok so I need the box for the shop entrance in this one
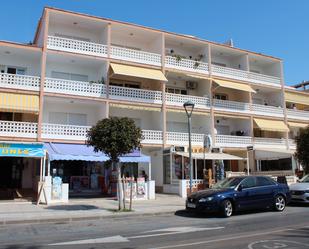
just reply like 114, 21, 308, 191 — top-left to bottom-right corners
0, 157, 23, 189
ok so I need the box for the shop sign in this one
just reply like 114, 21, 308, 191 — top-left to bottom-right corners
0, 143, 44, 157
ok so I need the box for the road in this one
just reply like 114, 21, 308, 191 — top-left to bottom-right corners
0, 205, 308, 249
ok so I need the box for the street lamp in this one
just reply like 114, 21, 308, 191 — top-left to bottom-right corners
183, 100, 195, 194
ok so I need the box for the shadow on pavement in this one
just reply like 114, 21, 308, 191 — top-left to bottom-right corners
288, 202, 309, 207
45, 204, 99, 211
174, 209, 221, 218
3, 246, 41, 249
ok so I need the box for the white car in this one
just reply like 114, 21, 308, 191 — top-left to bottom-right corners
289, 174, 309, 203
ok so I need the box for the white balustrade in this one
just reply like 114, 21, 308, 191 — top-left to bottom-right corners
165, 93, 210, 109
109, 85, 162, 104
42, 123, 90, 141
213, 99, 250, 113
215, 135, 253, 147
45, 78, 106, 97
110, 46, 161, 66
165, 56, 209, 74
142, 130, 163, 144
47, 36, 108, 57
252, 104, 284, 117
212, 64, 249, 82
248, 71, 281, 86
0, 73, 40, 91
286, 109, 309, 121
166, 132, 204, 146
288, 139, 296, 149
0, 121, 37, 138
254, 137, 287, 147
185, 179, 204, 189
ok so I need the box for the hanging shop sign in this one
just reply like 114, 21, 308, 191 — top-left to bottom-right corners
0, 143, 44, 157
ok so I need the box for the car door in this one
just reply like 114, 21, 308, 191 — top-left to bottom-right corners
234, 177, 257, 211
255, 177, 277, 208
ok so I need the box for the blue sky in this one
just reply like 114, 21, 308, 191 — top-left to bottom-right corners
1, 0, 308, 85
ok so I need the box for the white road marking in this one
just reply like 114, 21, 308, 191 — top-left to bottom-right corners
149, 226, 309, 249
48, 235, 129, 246
141, 226, 225, 234
248, 240, 309, 249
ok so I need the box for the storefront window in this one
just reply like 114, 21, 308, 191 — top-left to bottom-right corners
163, 153, 171, 184
260, 158, 292, 171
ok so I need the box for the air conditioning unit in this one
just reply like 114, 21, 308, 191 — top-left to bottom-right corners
186, 81, 198, 90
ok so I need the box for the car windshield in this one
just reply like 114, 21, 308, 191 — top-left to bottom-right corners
300, 175, 309, 183
212, 177, 243, 189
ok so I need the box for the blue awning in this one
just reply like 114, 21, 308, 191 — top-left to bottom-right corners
44, 143, 150, 163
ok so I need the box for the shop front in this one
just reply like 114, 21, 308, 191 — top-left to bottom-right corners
0, 142, 45, 200
44, 143, 154, 201
163, 146, 246, 197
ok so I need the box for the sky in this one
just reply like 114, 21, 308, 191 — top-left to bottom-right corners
0, 0, 308, 86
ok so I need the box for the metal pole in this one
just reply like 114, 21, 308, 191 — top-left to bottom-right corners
188, 116, 193, 194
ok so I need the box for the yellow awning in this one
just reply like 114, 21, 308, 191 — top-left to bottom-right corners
254, 118, 289, 132
213, 79, 256, 93
285, 91, 309, 105
110, 63, 167, 82
288, 122, 308, 128
0, 93, 39, 113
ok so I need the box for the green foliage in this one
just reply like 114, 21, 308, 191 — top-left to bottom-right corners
86, 117, 143, 162
294, 125, 309, 174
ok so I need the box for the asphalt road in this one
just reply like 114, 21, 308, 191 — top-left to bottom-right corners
0, 205, 308, 249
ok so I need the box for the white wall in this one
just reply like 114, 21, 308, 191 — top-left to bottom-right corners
253, 91, 282, 107
43, 101, 104, 126
143, 148, 163, 187
215, 117, 250, 136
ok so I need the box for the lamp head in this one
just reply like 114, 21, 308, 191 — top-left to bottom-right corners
183, 100, 195, 117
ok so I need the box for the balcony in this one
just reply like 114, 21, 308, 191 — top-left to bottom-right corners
213, 99, 250, 113
110, 46, 161, 66
0, 73, 40, 91
165, 93, 210, 109
215, 135, 253, 148
44, 78, 106, 98
288, 139, 296, 150
254, 137, 287, 148
0, 121, 37, 138
286, 109, 309, 121
142, 130, 163, 144
166, 132, 204, 146
47, 36, 108, 57
252, 104, 284, 118
165, 56, 209, 74
109, 85, 162, 104
211, 64, 281, 86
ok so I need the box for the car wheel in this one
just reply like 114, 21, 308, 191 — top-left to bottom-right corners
274, 195, 286, 212
221, 199, 233, 217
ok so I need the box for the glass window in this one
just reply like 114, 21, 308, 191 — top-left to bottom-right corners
49, 112, 67, 124
257, 177, 275, 186
68, 113, 87, 126
240, 177, 256, 189
71, 73, 88, 82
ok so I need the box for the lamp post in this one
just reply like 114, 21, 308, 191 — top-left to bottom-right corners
183, 100, 195, 194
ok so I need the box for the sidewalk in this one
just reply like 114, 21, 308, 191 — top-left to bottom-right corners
0, 194, 185, 225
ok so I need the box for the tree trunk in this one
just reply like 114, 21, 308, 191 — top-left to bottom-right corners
116, 162, 123, 210
122, 175, 126, 210
129, 177, 133, 211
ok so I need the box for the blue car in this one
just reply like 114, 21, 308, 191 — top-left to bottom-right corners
186, 176, 291, 217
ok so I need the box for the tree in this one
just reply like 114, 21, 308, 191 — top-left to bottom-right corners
294, 125, 309, 174
87, 117, 142, 210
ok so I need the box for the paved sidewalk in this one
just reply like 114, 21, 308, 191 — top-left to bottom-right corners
0, 194, 185, 225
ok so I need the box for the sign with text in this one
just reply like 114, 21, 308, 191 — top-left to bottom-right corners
0, 143, 44, 157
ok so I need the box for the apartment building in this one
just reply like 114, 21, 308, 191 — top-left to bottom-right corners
0, 7, 308, 199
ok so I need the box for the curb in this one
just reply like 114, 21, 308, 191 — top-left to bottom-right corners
0, 210, 178, 226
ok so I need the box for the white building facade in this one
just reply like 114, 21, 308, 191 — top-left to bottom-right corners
0, 7, 308, 199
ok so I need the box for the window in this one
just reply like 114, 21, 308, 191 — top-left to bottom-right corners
110, 80, 140, 89
257, 177, 275, 186
214, 94, 228, 100
240, 177, 256, 189
7, 67, 26, 75
49, 112, 87, 126
51, 71, 88, 82
166, 87, 187, 95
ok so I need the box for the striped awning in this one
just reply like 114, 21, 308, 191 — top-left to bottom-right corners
288, 122, 308, 128
285, 91, 309, 105
0, 93, 39, 113
213, 79, 256, 93
254, 118, 289, 132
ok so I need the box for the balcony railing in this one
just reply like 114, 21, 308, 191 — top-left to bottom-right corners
165, 93, 210, 109
166, 132, 204, 146
215, 135, 253, 147
165, 56, 209, 74
142, 130, 163, 144
288, 139, 296, 149
286, 109, 309, 121
213, 99, 250, 113
41, 123, 90, 141
44, 78, 106, 98
0, 121, 37, 138
47, 36, 108, 57
211, 64, 281, 86
252, 104, 284, 117
109, 85, 162, 104
254, 137, 287, 147
0, 73, 40, 91
110, 46, 161, 66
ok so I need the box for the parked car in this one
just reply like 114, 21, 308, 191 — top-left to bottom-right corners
289, 174, 309, 203
186, 176, 291, 217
